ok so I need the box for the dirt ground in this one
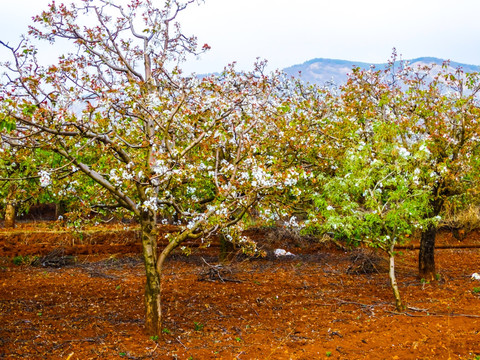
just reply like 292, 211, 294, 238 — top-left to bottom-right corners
1, 223, 480, 359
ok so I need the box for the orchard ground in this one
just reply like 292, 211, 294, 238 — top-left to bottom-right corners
1, 222, 480, 359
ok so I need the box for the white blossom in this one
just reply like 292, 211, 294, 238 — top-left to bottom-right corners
122, 169, 134, 180
251, 165, 276, 188
143, 196, 158, 212
285, 216, 300, 228
109, 169, 120, 185
419, 144, 431, 155
152, 160, 169, 175
39, 170, 51, 187
398, 147, 410, 158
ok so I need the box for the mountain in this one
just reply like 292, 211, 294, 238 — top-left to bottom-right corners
283, 57, 480, 86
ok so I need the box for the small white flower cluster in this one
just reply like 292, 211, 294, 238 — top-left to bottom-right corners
143, 196, 158, 212
284, 169, 299, 186
238, 235, 249, 244
380, 235, 392, 243
251, 165, 275, 188
122, 169, 134, 181
397, 147, 411, 158
412, 168, 421, 185
108, 164, 137, 185
259, 208, 280, 221
285, 216, 300, 228
413, 143, 432, 161
109, 169, 121, 186
215, 203, 229, 217
152, 160, 169, 175
186, 213, 207, 230
39, 170, 51, 187
220, 159, 234, 173
418, 144, 430, 155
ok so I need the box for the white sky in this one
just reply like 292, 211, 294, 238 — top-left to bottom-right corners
1, 0, 480, 74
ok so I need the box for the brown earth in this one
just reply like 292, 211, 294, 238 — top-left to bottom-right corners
1, 223, 480, 359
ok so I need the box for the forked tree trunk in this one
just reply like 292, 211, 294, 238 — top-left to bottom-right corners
140, 215, 162, 336
140, 212, 189, 336
388, 242, 404, 312
419, 224, 436, 281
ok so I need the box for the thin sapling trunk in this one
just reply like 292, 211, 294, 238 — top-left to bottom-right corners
388, 240, 405, 312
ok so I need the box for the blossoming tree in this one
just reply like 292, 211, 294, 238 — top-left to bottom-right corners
339, 59, 480, 280
294, 63, 430, 310
304, 55, 480, 281
0, 143, 68, 227
0, 146, 36, 227
402, 65, 480, 279
292, 56, 480, 308
0, 0, 303, 335
312, 119, 432, 311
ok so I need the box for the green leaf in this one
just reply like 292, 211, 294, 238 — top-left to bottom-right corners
0, 117, 16, 132
22, 104, 37, 116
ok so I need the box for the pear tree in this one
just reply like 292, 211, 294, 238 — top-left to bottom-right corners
0, 0, 303, 335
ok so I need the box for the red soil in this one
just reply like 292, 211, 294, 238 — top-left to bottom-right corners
1, 223, 480, 359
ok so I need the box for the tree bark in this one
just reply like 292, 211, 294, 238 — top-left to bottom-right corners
388, 242, 404, 312
140, 214, 162, 336
55, 201, 66, 220
5, 201, 16, 228
419, 223, 436, 281
5, 184, 16, 228
219, 234, 235, 264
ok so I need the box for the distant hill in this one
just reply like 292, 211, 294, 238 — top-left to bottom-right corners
283, 57, 480, 86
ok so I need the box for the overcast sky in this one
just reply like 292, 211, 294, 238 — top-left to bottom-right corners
1, 0, 479, 74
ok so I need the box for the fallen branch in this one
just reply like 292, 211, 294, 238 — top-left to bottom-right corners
333, 297, 379, 308
176, 337, 188, 349
386, 310, 480, 318
198, 257, 242, 283
396, 244, 480, 250
265, 329, 295, 360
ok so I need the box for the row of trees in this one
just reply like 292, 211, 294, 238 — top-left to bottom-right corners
2, 0, 480, 335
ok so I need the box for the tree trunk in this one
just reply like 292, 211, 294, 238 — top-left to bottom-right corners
140, 215, 162, 336
419, 224, 436, 281
219, 234, 235, 264
5, 201, 16, 228
5, 185, 16, 228
55, 201, 66, 220
388, 242, 404, 312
